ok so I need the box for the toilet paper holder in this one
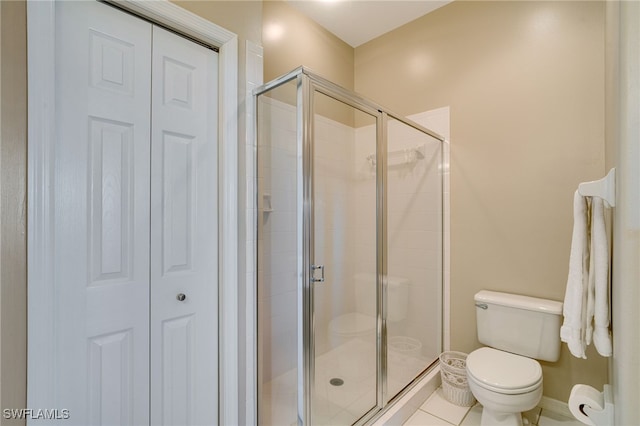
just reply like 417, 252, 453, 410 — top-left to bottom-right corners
569, 384, 614, 426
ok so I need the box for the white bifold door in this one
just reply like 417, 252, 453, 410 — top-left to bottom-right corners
50, 1, 218, 424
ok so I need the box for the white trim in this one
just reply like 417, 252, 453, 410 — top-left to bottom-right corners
26, 1, 239, 424
613, 2, 640, 424
113, 0, 235, 47
218, 34, 240, 426
26, 1, 57, 412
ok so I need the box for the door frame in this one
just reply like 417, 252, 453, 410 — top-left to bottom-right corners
26, 0, 239, 423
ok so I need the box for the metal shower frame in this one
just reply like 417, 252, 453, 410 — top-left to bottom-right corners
254, 66, 446, 425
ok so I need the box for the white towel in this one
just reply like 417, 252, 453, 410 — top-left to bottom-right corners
561, 190, 589, 359
582, 220, 596, 346
591, 197, 612, 356
585, 215, 595, 346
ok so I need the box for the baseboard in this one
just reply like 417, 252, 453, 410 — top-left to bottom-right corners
539, 396, 573, 419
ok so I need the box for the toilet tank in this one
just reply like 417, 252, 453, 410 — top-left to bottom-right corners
475, 290, 563, 362
354, 274, 409, 321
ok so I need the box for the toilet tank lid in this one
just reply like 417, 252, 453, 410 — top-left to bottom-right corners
475, 290, 562, 315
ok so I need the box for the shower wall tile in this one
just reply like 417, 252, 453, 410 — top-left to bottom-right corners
392, 230, 440, 251
410, 107, 451, 352
313, 114, 357, 356
257, 98, 299, 382
354, 108, 448, 377
246, 210, 256, 274
246, 175, 256, 209
268, 211, 296, 233
388, 192, 440, 213
258, 98, 360, 377
270, 188, 294, 213
410, 108, 451, 141
389, 248, 439, 271
246, 144, 256, 177
257, 99, 452, 391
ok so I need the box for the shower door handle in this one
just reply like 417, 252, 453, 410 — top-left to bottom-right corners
311, 265, 325, 283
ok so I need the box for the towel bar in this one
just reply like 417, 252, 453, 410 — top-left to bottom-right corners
578, 168, 616, 207
366, 143, 425, 167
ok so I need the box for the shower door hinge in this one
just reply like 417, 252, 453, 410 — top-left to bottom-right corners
311, 265, 325, 283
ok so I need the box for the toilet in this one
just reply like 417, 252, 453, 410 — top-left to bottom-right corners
328, 273, 409, 346
466, 291, 563, 426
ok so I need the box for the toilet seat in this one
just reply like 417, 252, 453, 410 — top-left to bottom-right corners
466, 347, 542, 395
328, 313, 376, 337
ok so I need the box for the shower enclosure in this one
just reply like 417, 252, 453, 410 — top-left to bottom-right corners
255, 67, 444, 425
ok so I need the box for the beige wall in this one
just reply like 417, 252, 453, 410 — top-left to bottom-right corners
1, 1, 27, 423
262, 0, 353, 89
355, 1, 608, 401
604, 0, 618, 171
175, 0, 262, 44
262, 1, 356, 126
173, 0, 262, 103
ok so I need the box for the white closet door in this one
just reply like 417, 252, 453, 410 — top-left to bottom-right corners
54, 2, 152, 425
149, 26, 219, 425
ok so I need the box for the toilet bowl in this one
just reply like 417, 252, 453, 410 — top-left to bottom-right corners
466, 347, 543, 426
467, 291, 563, 426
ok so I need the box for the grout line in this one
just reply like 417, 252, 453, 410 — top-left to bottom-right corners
418, 407, 461, 426
457, 403, 480, 426
412, 408, 457, 426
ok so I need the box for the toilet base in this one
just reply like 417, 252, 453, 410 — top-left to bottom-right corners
480, 408, 523, 426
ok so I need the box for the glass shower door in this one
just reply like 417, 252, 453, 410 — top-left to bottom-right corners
309, 90, 380, 425
385, 117, 443, 400
256, 77, 301, 426
256, 67, 446, 426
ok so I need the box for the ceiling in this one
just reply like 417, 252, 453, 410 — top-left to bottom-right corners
286, 0, 452, 48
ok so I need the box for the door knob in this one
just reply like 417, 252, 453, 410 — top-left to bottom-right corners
176, 293, 186, 302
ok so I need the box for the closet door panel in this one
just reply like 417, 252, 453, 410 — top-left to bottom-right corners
150, 25, 219, 426
54, 2, 152, 424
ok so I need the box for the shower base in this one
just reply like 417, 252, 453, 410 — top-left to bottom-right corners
261, 338, 429, 426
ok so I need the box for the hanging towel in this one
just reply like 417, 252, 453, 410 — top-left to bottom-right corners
561, 190, 589, 359
591, 197, 612, 357
585, 218, 595, 347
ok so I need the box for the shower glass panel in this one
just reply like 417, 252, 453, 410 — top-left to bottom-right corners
255, 68, 445, 426
385, 117, 443, 399
311, 91, 378, 425
256, 77, 301, 426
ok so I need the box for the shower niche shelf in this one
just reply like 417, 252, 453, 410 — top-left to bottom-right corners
261, 193, 273, 213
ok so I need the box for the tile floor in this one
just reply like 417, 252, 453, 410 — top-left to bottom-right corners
403, 387, 583, 426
